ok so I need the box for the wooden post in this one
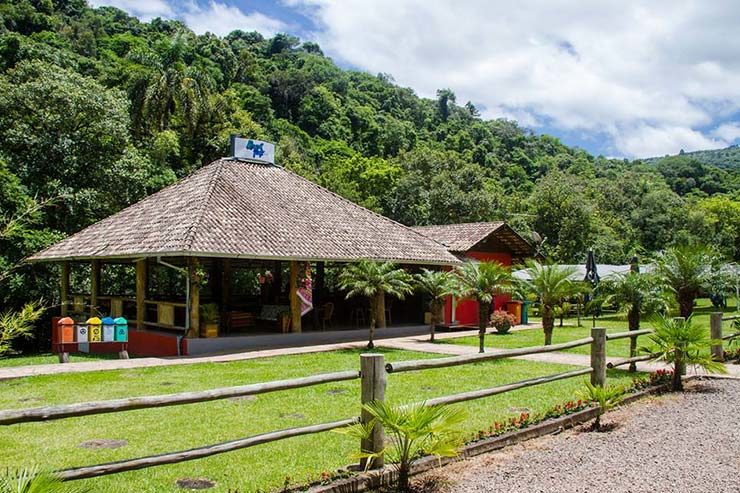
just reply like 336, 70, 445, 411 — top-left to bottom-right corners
360, 353, 386, 469
60, 261, 70, 317
189, 257, 201, 338
221, 258, 232, 312
90, 259, 101, 317
289, 261, 301, 333
135, 259, 147, 330
710, 312, 724, 362
590, 327, 606, 387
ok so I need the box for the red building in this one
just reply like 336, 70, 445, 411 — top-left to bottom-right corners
413, 222, 537, 327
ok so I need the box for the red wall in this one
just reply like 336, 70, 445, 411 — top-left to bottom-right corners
444, 251, 513, 326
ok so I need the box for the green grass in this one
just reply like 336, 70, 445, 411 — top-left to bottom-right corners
0, 348, 638, 493
0, 352, 122, 368
444, 297, 739, 357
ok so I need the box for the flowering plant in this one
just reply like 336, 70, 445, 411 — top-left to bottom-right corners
490, 310, 517, 334
257, 270, 274, 285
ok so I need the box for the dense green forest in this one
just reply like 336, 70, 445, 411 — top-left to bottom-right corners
0, 0, 739, 316
644, 145, 740, 170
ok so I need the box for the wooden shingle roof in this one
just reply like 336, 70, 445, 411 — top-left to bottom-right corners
30, 159, 459, 265
412, 222, 535, 257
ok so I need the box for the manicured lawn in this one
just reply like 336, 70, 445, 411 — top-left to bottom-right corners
0, 352, 122, 368
0, 347, 637, 492
445, 298, 739, 358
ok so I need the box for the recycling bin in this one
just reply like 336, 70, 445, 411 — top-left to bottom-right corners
57, 317, 75, 343
521, 301, 530, 324
87, 317, 102, 342
75, 323, 88, 342
506, 301, 523, 325
102, 316, 115, 342
114, 317, 128, 342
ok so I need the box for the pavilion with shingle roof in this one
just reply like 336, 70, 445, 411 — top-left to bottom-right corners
30, 158, 458, 353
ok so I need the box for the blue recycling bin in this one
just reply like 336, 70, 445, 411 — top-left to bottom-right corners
102, 316, 115, 342
114, 317, 128, 342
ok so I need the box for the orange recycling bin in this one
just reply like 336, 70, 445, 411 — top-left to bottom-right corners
58, 317, 75, 343
506, 301, 523, 325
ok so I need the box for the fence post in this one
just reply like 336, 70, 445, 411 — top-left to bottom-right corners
710, 312, 724, 362
590, 327, 606, 387
360, 353, 386, 469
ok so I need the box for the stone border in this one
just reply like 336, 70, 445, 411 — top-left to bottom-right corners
306, 378, 698, 493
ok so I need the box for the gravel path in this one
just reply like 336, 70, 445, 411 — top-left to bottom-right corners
435, 379, 740, 493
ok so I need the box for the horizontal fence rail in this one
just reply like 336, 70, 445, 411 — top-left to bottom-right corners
385, 337, 594, 374
56, 417, 359, 481
0, 370, 360, 426
0, 325, 658, 483
422, 368, 592, 407
607, 354, 655, 369
606, 329, 653, 341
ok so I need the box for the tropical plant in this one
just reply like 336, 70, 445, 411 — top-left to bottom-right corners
490, 310, 516, 334
578, 381, 626, 431
554, 301, 571, 327
518, 261, 579, 345
0, 467, 87, 493
653, 244, 720, 318
339, 401, 465, 492
199, 303, 220, 324
414, 269, 453, 342
0, 302, 43, 358
601, 271, 670, 370
453, 261, 512, 353
338, 261, 414, 348
640, 315, 727, 391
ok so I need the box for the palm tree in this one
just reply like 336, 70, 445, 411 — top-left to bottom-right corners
0, 467, 87, 492
654, 244, 719, 319
518, 261, 579, 346
338, 261, 414, 349
415, 269, 453, 342
453, 261, 512, 353
578, 381, 625, 432
640, 315, 726, 391
340, 401, 465, 491
601, 271, 669, 370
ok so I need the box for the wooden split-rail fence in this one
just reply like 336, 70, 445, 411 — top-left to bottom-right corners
0, 323, 703, 482
712, 311, 740, 361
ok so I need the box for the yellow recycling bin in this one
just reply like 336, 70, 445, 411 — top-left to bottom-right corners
87, 317, 102, 343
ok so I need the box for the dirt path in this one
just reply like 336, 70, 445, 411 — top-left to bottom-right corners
429, 379, 740, 493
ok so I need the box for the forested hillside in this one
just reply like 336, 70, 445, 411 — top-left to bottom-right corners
0, 0, 739, 312
644, 145, 740, 170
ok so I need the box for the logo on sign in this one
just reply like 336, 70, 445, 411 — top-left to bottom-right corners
231, 137, 275, 164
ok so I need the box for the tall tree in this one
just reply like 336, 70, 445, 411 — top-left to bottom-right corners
654, 245, 719, 319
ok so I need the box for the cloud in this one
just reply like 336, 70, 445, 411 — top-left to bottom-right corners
712, 122, 740, 143
182, 1, 286, 37
89, 0, 174, 20
295, 0, 740, 157
91, 0, 285, 37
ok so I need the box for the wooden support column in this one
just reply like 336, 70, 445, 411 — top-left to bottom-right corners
188, 257, 201, 338
289, 261, 301, 333
221, 259, 232, 312
60, 261, 70, 317
135, 259, 147, 330
90, 259, 101, 318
